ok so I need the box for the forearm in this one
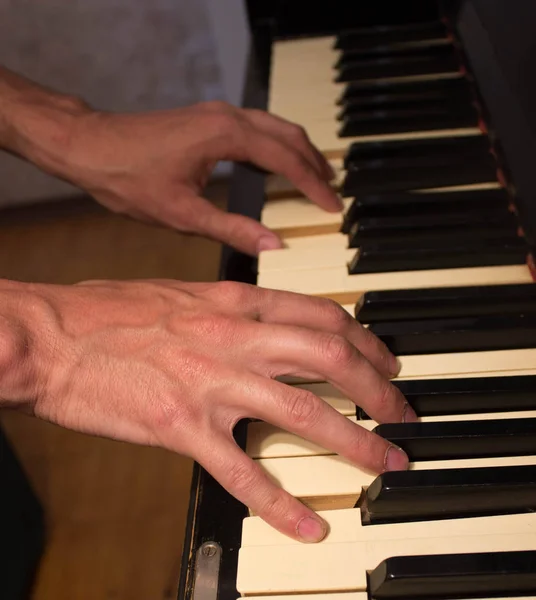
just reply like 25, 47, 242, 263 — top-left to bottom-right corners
0, 65, 91, 180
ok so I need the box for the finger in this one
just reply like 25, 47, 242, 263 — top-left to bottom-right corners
241, 288, 400, 379
176, 194, 283, 256
241, 128, 343, 212
247, 375, 409, 475
195, 432, 329, 542
244, 109, 334, 181
248, 322, 414, 425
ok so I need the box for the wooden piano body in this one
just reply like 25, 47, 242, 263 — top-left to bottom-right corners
177, 2, 536, 600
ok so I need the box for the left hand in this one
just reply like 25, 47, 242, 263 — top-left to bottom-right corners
63, 101, 341, 255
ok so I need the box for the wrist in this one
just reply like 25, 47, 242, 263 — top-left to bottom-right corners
0, 66, 93, 183
0, 279, 55, 413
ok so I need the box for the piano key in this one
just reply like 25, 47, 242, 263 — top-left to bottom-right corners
257, 264, 533, 305
374, 418, 536, 461
334, 21, 448, 51
293, 382, 356, 416
237, 516, 536, 594
335, 40, 456, 70
249, 596, 533, 600
349, 220, 517, 249
355, 283, 536, 323
260, 197, 353, 238
350, 227, 520, 252
397, 348, 536, 380
258, 232, 353, 272
246, 595, 368, 600
253, 453, 536, 510
335, 51, 460, 83
368, 551, 536, 599
339, 106, 478, 138
341, 186, 506, 229
348, 238, 527, 275
376, 374, 536, 417
343, 133, 491, 167
338, 74, 472, 106
338, 87, 473, 120
348, 210, 517, 246
364, 465, 536, 524
369, 314, 536, 355
247, 411, 536, 460
343, 155, 495, 195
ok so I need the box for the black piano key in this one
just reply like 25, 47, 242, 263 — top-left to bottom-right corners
357, 375, 536, 418
335, 40, 455, 68
338, 92, 473, 121
349, 226, 519, 251
347, 238, 527, 274
373, 418, 536, 461
339, 106, 477, 137
355, 283, 536, 323
335, 51, 459, 83
363, 465, 536, 524
341, 189, 509, 232
334, 21, 447, 51
343, 160, 496, 196
344, 134, 490, 168
348, 209, 517, 247
368, 551, 536, 599
338, 76, 471, 106
368, 314, 536, 355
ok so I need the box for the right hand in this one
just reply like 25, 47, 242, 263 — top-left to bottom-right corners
2, 278, 415, 542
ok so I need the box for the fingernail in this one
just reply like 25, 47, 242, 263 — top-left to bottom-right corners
389, 354, 402, 378
384, 444, 409, 472
256, 235, 283, 254
403, 402, 418, 423
296, 516, 327, 543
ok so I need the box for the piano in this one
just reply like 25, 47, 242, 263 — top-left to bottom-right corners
177, 2, 536, 600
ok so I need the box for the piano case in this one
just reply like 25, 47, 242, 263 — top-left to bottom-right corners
1, 427, 45, 599
177, 2, 536, 600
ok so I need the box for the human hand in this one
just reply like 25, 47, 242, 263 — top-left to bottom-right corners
2, 278, 413, 542
58, 101, 341, 255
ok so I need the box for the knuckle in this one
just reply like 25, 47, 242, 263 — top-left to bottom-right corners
321, 298, 352, 333
283, 390, 323, 430
226, 459, 258, 495
318, 333, 356, 367
215, 280, 251, 307
375, 380, 396, 413
258, 488, 292, 520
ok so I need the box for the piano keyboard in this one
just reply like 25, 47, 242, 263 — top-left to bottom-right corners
235, 14, 536, 600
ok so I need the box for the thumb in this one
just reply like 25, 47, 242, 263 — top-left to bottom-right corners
188, 195, 284, 256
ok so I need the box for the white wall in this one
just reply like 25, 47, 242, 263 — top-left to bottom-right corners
0, 0, 249, 206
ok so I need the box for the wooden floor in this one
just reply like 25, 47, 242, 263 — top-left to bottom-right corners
0, 182, 228, 600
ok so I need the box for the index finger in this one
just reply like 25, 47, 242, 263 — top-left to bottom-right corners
241, 125, 343, 213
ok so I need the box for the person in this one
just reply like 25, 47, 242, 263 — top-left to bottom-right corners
0, 65, 415, 544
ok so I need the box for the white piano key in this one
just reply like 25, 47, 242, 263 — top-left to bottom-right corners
237, 517, 536, 594
253, 453, 536, 510
258, 264, 534, 304
397, 348, 536, 379
260, 197, 351, 237
246, 410, 536, 459
259, 233, 353, 272
291, 382, 356, 416
241, 508, 536, 548
244, 594, 368, 600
